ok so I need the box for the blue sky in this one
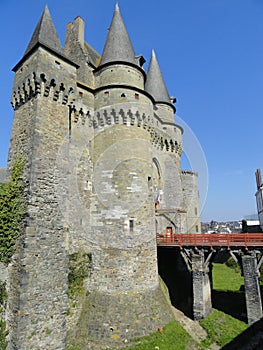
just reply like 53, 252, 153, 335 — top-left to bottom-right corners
0, 0, 263, 222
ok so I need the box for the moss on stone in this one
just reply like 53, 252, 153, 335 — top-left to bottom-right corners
0, 156, 25, 264
0, 282, 7, 349
68, 250, 92, 298
66, 250, 93, 349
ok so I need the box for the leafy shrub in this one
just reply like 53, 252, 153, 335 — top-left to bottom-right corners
0, 157, 25, 264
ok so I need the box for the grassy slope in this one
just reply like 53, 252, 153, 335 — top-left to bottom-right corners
199, 308, 248, 348
124, 320, 198, 350
68, 262, 250, 349
116, 262, 249, 350
122, 308, 249, 350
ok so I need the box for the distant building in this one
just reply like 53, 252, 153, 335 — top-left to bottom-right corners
255, 168, 263, 231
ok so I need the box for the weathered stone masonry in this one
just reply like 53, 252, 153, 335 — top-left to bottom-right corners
5, 4, 201, 349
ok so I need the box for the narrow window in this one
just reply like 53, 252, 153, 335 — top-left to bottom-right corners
135, 93, 139, 100
104, 91, 109, 97
148, 176, 152, 190
129, 220, 134, 232
195, 207, 198, 216
79, 91, 83, 98
196, 225, 199, 232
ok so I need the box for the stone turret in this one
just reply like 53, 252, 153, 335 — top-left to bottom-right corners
145, 49, 175, 123
100, 4, 136, 66
94, 3, 146, 95
181, 170, 201, 233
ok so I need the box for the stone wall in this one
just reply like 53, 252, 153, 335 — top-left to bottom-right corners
0, 169, 8, 183
7, 48, 77, 350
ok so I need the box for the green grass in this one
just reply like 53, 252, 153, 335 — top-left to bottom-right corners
122, 321, 198, 350
67, 262, 251, 349
113, 308, 248, 350
118, 262, 249, 349
212, 262, 244, 291
199, 309, 249, 348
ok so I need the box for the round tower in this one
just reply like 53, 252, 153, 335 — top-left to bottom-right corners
78, 4, 173, 347
144, 50, 186, 234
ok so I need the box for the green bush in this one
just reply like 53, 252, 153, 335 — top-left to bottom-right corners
225, 257, 241, 273
0, 157, 25, 264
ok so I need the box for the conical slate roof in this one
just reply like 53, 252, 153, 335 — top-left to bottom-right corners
99, 3, 136, 66
145, 50, 171, 104
24, 5, 63, 57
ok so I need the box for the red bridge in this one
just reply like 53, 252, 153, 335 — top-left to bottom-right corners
157, 233, 263, 249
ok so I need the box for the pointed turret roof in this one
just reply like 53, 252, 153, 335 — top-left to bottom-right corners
13, 6, 78, 72
99, 3, 136, 66
145, 50, 171, 105
24, 5, 63, 57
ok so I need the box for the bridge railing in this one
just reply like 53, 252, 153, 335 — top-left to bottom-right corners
156, 233, 263, 248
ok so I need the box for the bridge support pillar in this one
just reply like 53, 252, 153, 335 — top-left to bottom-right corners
242, 254, 263, 324
192, 251, 212, 320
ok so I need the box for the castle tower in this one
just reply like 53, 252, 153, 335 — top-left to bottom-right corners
145, 50, 187, 234
73, 5, 174, 346
6, 4, 201, 349
7, 6, 78, 349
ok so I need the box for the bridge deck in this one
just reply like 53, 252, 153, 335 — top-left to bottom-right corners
157, 233, 263, 249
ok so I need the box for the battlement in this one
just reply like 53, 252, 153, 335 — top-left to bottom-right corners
71, 104, 183, 155
11, 71, 74, 110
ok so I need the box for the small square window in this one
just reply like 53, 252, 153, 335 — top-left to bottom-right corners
104, 91, 109, 97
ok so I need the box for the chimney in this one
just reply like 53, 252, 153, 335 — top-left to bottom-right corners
74, 16, 85, 49
256, 168, 262, 190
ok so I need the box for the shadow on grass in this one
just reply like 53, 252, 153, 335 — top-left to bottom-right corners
212, 289, 247, 322
212, 285, 263, 323
221, 318, 263, 350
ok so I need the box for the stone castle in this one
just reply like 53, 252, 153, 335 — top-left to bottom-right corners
5, 4, 200, 349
